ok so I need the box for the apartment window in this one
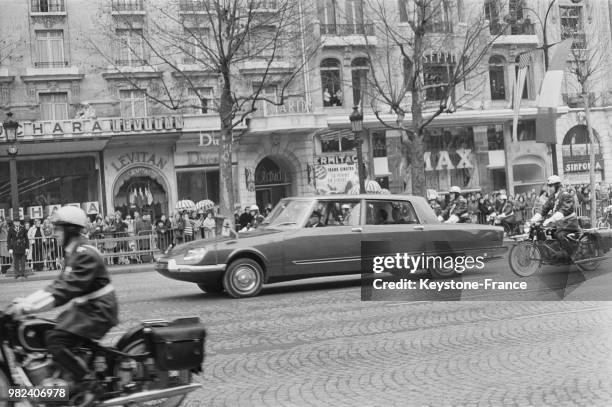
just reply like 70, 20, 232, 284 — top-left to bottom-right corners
457, 0, 465, 22
403, 57, 413, 91
487, 124, 504, 150
116, 29, 144, 66
35, 30, 65, 68
112, 0, 143, 12
179, 0, 209, 11
31, 0, 65, 12
40, 92, 68, 120
321, 58, 343, 107
398, 0, 408, 22
516, 120, 536, 141
351, 58, 369, 107
514, 54, 530, 99
321, 132, 355, 153
423, 53, 455, 102
423, 0, 452, 33
184, 28, 210, 64
246, 26, 277, 58
372, 132, 387, 157
120, 89, 147, 117
187, 87, 213, 114
346, 0, 364, 33
318, 0, 337, 34
484, 0, 501, 35
560, 5, 586, 50
253, 0, 278, 9
488, 55, 506, 100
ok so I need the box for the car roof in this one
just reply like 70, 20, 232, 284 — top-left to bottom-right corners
285, 194, 424, 201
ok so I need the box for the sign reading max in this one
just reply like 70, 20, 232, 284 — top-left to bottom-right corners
111, 152, 168, 171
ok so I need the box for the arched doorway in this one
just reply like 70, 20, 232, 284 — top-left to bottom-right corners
561, 125, 604, 184
255, 157, 292, 210
112, 166, 169, 220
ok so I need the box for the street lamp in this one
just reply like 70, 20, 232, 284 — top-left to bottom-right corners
349, 106, 366, 194
3, 112, 20, 220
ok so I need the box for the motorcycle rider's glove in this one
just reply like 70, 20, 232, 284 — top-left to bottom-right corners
437, 215, 444, 222
543, 211, 564, 227
10, 290, 56, 315
530, 213, 543, 223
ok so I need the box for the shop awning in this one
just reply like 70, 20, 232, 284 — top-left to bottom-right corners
317, 128, 354, 142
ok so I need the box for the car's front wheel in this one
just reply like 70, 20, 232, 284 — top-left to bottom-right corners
223, 258, 264, 298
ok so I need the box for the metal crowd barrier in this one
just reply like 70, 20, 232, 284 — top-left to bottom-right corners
0, 222, 225, 273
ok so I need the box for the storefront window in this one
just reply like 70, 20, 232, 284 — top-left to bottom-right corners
177, 169, 219, 205
0, 156, 99, 212
516, 120, 536, 141
487, 124, 504, 150
321, 131, 355, 153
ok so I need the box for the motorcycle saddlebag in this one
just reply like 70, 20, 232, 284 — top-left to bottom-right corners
147, 318, 206, 372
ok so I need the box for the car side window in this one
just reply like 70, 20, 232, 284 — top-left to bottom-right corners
309, 200, 360, 227
366, 200, 420, 225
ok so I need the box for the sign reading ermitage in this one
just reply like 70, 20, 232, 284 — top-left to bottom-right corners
10, 116, 184, 137
314, 163, 356, 194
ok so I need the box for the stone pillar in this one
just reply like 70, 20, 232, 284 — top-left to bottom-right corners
473, 126, 492, 193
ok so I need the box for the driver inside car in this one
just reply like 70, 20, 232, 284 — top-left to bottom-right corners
530, 175, 580, 261
8, 206, 118, 407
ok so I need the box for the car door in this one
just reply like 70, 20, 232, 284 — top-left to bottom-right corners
283, 199, 363, 277
360, 199, 427, 273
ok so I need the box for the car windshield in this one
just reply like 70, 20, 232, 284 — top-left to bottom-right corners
261, 199, 313, 228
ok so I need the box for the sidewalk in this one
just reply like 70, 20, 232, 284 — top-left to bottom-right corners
0, 263, 154, 284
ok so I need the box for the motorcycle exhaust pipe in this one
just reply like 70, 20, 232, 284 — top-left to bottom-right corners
97, 383, 202, 406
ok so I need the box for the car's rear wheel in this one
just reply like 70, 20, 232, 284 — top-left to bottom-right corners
197, 280, 224, 294
223, 258, 264, 298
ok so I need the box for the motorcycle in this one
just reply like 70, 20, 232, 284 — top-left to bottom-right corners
0, 311, 206, 407
508, 222, 612, 277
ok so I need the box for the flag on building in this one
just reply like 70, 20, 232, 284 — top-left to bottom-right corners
512, 51, 532, 142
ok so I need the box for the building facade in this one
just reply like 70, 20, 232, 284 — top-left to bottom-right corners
2, 0, 612, 221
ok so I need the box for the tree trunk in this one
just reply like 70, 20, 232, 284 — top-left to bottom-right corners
410, 137, 426, 197
218, 73, 235, 227
584, 94, 597, 227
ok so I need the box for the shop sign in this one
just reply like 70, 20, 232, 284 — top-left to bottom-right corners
81, 202, 100, 215
255, 168, 290, 185
111, 152, 169, 172
185, 151, 220, 166
28, 206, 44, 219
315, 154, 359, 165
424, 149, 474, 171
563, 158, 604, 173
13, 116, 183, 138
198, 133, 239, 147
313, 163, 356, 194
45, 205, 62, 217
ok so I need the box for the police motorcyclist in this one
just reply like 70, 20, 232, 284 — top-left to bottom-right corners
530, 175, 580, 260
494, 194, 517, 234
442, 186, 469, 223
9, 206, 119, 406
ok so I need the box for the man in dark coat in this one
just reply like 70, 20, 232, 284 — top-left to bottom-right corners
7, 220, 29, 278
9, 206, 118, 406
531, 175, 579, 260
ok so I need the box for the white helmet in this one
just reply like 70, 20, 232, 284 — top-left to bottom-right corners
450, 186, 461, 194
250, 204, 259, 211
341, 204, 351, 209
500, 194, 507, 200
547, 175, 562, 185
52, 206, 87, 228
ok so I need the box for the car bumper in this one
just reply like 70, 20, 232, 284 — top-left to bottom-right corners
155, 260, 226, 283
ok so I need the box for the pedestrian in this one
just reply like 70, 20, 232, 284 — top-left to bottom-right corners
42, 216, 57, 270
202, 211, 216, 239
156, 214, 172, 251
28, 218, 45, 271
0, 216, 10, 276
7, 220, 30, 279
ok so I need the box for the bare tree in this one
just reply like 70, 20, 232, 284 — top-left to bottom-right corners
361, 0, 506, 196
563, 13, 612, 226
87, 0, 317, 222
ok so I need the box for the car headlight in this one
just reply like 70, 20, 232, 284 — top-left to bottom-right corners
183, 248, 207, 263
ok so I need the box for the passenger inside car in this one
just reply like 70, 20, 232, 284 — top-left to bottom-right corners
306, 211, 325, 227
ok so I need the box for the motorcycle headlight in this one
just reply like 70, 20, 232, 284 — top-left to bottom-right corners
183, 248, 207, 263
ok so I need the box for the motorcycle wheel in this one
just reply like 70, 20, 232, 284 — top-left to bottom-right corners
575, 236, 602, 272
0, 368, 15, 407
117, 339, 193, 407
509, 241, 542, 277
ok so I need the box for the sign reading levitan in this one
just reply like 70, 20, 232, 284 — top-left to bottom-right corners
14, 116, 183, 137
111, 152, 169, 171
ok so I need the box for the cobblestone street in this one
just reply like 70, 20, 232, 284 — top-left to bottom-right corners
2, 259, 612, 406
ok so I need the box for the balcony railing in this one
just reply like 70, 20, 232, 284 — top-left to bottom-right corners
253, 97, 311, 117
112, 0, 144, 12
115, 58, 147, 67
320, 23, 374, 36
34, 61, 69, 68
31, 0, 65, 12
